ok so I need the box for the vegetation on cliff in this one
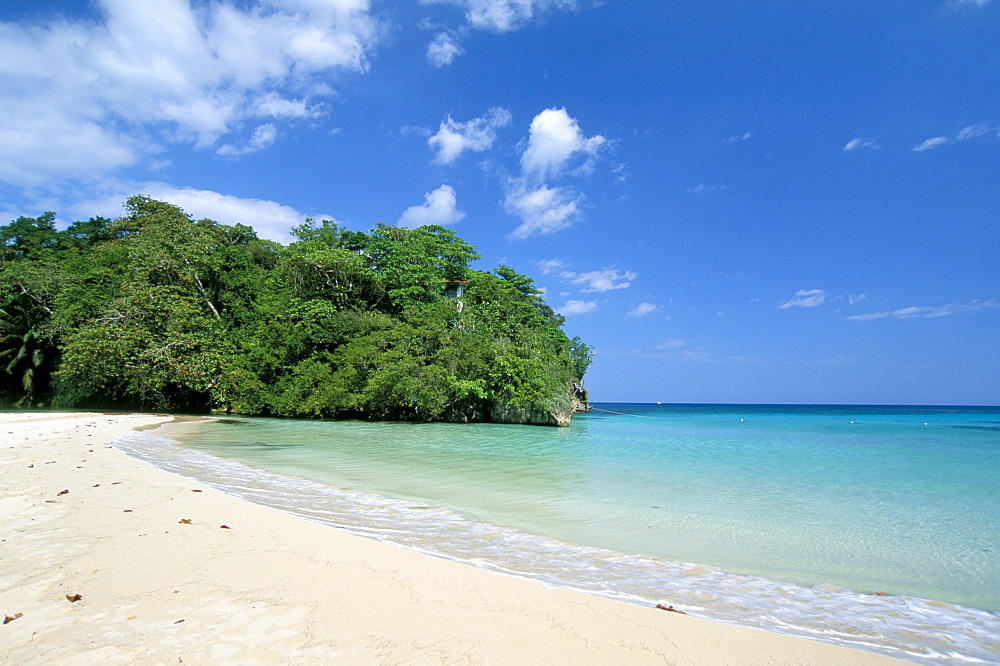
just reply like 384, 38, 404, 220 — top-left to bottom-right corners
0, 197, 592, 425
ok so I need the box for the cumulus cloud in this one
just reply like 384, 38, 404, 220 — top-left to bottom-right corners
503, 108, 606, 238
779, 289, 827, 309
420, 1, 583, 66
252, 93, 318, 119
849, 294, 867, 306
556, 299, 597, 316
628, 302, 658, 317
428, 107, 512, 164
504, 182, 580, 239
846, 299, 997, 321
216, 124, 278, 156
561, 268, 637, 292
426, 32, 465, 67
843, 137, 879, 151
521, 107, 606, 180
70, 182, 327, 243
0, 0, 380, 187
398, 184, 465, 228
426, 0, 579, 33
913, 136, 950, 152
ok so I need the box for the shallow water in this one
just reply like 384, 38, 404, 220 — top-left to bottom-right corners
115, 404, 1000, 663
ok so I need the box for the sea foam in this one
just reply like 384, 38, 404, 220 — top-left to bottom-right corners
115, 430, 1000, 664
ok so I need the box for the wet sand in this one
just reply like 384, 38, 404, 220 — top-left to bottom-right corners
0, 412, 907, 664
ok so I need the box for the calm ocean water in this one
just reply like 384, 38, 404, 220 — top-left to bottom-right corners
116, 403, 1000, 663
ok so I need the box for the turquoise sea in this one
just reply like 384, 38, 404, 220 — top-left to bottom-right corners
116, 404, 1000, 663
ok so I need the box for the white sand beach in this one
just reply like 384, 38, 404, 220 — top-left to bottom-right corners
1, 412, 907, 664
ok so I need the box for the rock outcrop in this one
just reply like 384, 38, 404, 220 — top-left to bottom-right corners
569, 381, 590, 414
442, 382, 587, 427
488, 400, 573, 427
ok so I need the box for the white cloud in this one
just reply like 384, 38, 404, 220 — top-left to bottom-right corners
70, 182, 326, 243
0, 0, 380, 187
628, 302, 658, 317
908, 121, 999, 153
504, 182, 580, 239
913, 136, 950, 152
253, 93, 317, 119
428, 0, 579, 33
561, 268, 637, 292
398, 184, 466, 228
521, 107, 606, 180
957, 122, 996, 140
556, 299, 597, 316
503, 108, 606, 238
654, 338, 687, 350
846, 299, 997, 321
216, 123, 278, 156
426, 32, 465, 67
687, 184, 726, 194
848, 294, 866, 306
843, 137, 879, 151
723, 131, 753, 143
428, 107, 512, 164
536, 259, 565, 275
779, 289, 827, 309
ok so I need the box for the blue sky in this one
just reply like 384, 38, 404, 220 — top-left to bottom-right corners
1, 0, 997, 405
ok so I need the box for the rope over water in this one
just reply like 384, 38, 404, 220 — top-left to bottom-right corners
588, 407, 652, 418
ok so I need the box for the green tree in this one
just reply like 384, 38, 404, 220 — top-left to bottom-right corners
2, 197, 591, 424
0, 212, 60, 262
54, 197, 232, 410
366, 223, 481, 310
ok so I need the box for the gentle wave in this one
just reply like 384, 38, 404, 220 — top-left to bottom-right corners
115, 431, 1000, 664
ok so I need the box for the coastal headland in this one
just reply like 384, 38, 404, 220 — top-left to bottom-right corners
1, 412, 906, 664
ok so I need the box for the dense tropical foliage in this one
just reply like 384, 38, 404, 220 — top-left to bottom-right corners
0, 197, 591, 425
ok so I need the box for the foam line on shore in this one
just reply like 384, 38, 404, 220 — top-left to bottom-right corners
1, 412, 907, 664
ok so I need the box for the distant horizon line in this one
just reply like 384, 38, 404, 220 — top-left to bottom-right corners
589, 401, 1000, 408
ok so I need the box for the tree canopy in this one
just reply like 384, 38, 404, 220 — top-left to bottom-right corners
0, 197, 592, 425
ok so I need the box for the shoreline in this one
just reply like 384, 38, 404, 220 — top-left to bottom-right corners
1, 412, 907, 663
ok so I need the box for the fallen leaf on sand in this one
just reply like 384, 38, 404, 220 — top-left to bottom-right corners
66, 594, 82, 602
656, 604, 686, 614
191, 489, 203, 493
123, 509, 133, 513
111, 482, 122, 485
220, 525, 231, 529
174, 619, 185, 624
4, 613, 23, 624
56, 489, 69, 496
93, 484, 100, 487
179, 519, 192, 524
